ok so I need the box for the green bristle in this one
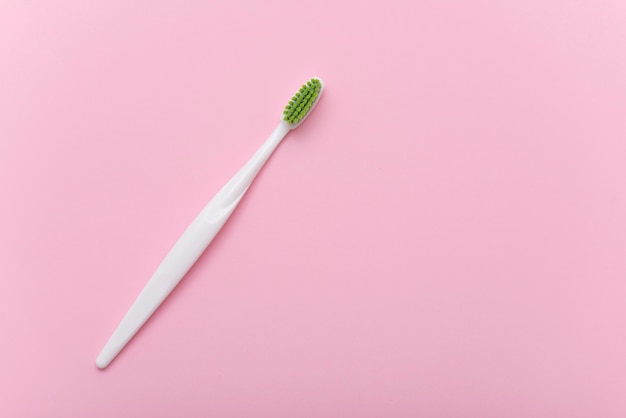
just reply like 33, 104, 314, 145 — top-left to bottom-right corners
282, 78, 322, 124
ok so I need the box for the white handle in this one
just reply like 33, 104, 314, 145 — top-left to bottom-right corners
96, 121, 290, 368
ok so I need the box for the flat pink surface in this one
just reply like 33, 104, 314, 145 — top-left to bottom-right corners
2, 0, 626, 416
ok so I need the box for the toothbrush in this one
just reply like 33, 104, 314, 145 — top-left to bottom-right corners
96, 77, 325, 368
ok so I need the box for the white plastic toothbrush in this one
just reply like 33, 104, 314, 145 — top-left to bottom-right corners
96, 77, 325, 368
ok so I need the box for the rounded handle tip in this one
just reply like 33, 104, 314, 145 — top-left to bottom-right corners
96, 352, 112, 369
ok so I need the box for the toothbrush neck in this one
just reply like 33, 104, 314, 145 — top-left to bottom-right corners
251, 121, 290, 170
219, 121, 290, 206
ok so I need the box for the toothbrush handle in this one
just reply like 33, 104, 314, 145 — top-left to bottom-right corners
96, 121, 290, 368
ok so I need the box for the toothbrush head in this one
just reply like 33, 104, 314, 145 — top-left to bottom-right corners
282, 77, 324, 128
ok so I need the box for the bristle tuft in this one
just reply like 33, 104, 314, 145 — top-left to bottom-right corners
282, 78, 322, 125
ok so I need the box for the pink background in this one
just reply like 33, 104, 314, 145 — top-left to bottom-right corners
1, 0, 626, 416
